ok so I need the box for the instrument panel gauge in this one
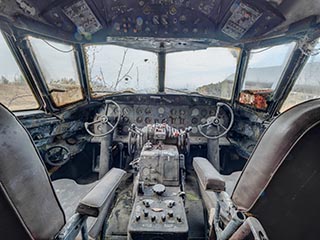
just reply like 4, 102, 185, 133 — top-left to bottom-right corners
122, 107, 130, 116
191, 117, 199, 125
179, 109, 186, 116
191, 108, 200, 116
209, 109, 216, 116
145, 117, 152, 124
192, 127, 198, 134
158, 107, 165, 114
136, 107, 143, 115
145, 108, 152, 114
170, 109, 177, 115
200, 109, 208, 117
136, 117, 143, 124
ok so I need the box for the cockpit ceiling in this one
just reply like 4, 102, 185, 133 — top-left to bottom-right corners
0, 0, 319, 49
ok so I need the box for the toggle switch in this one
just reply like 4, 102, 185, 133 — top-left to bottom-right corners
143, 209, 149, 217
168, 210, 174, 218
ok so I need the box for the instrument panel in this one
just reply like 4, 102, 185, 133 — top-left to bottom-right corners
110, 104, 229, 139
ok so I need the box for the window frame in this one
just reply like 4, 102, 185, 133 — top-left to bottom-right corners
279, 39, 320, 113
83, 43, 160, 98
238, 41, 297, 111
27, 36, 85, 108
164, 46, 241, 100
0, 31, 40, 112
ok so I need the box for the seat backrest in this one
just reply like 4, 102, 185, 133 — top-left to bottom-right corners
0, 104, 65, 239
232, 99, 320, 239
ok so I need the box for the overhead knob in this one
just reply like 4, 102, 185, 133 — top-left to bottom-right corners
151, 215, 156, 222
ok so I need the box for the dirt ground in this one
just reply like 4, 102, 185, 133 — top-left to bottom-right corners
0, 83, 39, 111
0, 83, 83, 110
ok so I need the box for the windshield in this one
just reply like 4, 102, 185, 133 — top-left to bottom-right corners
85, 45, 158, 97
243, 42, 295, 91
0, 33, 38, 111
165, 47, 240, 99
28, 36, 84, 107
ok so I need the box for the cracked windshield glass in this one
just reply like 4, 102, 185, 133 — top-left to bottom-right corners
85, 44, 158, 97
0, 33, 38, 111
28, 36, 83, 107
165, 47, 240, 99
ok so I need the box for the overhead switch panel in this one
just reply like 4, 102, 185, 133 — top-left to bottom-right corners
63, 0, 102, 34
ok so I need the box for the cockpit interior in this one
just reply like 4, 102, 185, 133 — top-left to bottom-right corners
0, 0, 320, 239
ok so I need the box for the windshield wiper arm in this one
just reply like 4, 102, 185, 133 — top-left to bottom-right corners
49, 88, 66, 93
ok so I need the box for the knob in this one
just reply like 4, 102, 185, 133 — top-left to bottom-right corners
143, 209, 149, 217
152, 184, 166, 195
168, 210, 174, 218
177, 216, 182, 222
135, 215, 141, 221
161, 214, 166, 222
143, 200, 150, 208
167, 200, 175, 208
151, 215, 156, 222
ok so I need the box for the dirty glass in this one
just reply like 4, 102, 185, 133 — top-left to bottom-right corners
165, 47, 239, 99
0, 33, 38, 111
85, 44, 158, 97
243, 42, 296, 91
281, 39, 320, 112
238, 42, 295, 110
28, 37, 83, 107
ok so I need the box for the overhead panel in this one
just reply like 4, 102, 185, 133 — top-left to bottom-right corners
62, 0, 102, 34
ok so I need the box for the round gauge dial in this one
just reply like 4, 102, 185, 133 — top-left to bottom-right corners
158, 107, 165, 114
171, 109, 178, 115
136, 107, 143, 115
200, 109, 208, 117
192, 108, 200, 116
192, 127, 198, 134
113, 107, 120, 114
209, 109, 216, 116
136, 117, 143, 124
145, 117, 152, 124
191, 117, 199, 125
145, 108, 152, 114
122, 107, 130, 116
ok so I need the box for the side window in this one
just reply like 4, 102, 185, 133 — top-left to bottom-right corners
0, 32, 39, 111
281, 39, 320, 112
28, 37, 83, 107
239, 42, 295, 110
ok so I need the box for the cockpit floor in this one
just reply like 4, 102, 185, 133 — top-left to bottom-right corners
105, 171, 205, 239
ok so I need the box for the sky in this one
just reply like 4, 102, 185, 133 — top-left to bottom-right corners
1, 33, 320, 90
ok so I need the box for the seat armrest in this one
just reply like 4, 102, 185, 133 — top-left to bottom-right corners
193, 157, 225, 192
76, 168, 126, 217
